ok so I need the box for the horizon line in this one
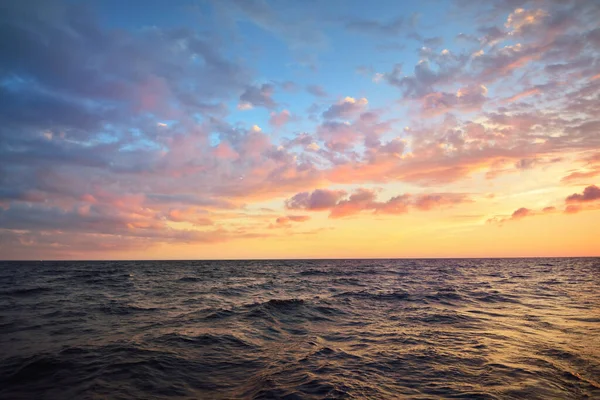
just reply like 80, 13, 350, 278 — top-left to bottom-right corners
2, 256, 598, 262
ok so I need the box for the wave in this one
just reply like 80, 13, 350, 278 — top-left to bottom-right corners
152, 332, 254, 349
411, 311, 479, 326
98, 302, 159, 315
0, 354, 76, 386
263, 298, 305, 308
469, 291, 521, 304
203, 309, 236, 320
0, 287, 53, 297
177, 276, 202, 282
298, 269, 330, 276
333, 290, 412, 301
425, 290, 465, 303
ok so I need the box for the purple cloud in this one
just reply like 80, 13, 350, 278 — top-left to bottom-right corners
566, 185, 600, 203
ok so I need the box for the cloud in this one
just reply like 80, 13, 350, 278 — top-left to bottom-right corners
515, 158, 537, 170
372, 73, 385, 83
269, 109, 292, 127
345, 16, 407, 36
421, 84, 488, 115
511, 207, 532, 219
561, 170, 600, 184
487, 207, 536, 224
322, 97, 368, 120
270, 214, 311, 228
286, 189, 347, 211
214, 0, 326, 50
564, 205, 581, 214
306, 85, 328, 97
505, 8, 549, 35
487, 184, 600, 224
504, 87, 542, 103
316, 121, 361, 151
239, 83, 277, 109
286, 188, 471, 218
382, 56, 469, 99
565, 185, 600, 203
413, 193, 472, 211
329, 188, 379, 218
166, 208, 214, 226
280, 81, 298, 92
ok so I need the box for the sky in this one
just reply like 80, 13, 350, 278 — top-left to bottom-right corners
0, 0, 599, 260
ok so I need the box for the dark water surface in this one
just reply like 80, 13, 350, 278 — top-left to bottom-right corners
0, 258, 599, 399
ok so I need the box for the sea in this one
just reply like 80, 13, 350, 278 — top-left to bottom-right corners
0, 258, 599, 399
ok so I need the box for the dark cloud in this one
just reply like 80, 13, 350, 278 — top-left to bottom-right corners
383, 56, 469, 98
286, 189, 347, 211
421, 84, 488, 115
422, 36, 445, 48
239, 83, 277, 109
565, 185, 600, 203
322, 97, 368, 120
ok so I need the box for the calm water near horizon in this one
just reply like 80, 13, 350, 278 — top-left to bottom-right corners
1, 258, 599, 399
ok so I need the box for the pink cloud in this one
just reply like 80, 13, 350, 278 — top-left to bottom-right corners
317, 121, 361, 151
504, 87, 541, 103
414, 193, 471, 211
270, 215, 311, 228
269, 110, 292, 127
81, 194, 98, 203
374, 195, 411, 215
213, 142, 239, 160
511, 207, 531, 219
329, 188, 378, 218
561, 170, 600, 184
565, 185, 600, 203
487, 207, 534, 224
487, 186, 600, 225
286, 188, 471, 218
166, 208, 213, 226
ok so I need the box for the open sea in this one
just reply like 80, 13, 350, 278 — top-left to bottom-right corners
0, 258, 599, 399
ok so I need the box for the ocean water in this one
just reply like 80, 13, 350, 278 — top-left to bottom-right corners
0, 259, 599, 399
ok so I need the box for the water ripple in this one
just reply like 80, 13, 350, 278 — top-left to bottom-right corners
0, 258, 598, 399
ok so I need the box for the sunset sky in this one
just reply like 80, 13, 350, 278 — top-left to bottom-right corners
0, 0, 598, 259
